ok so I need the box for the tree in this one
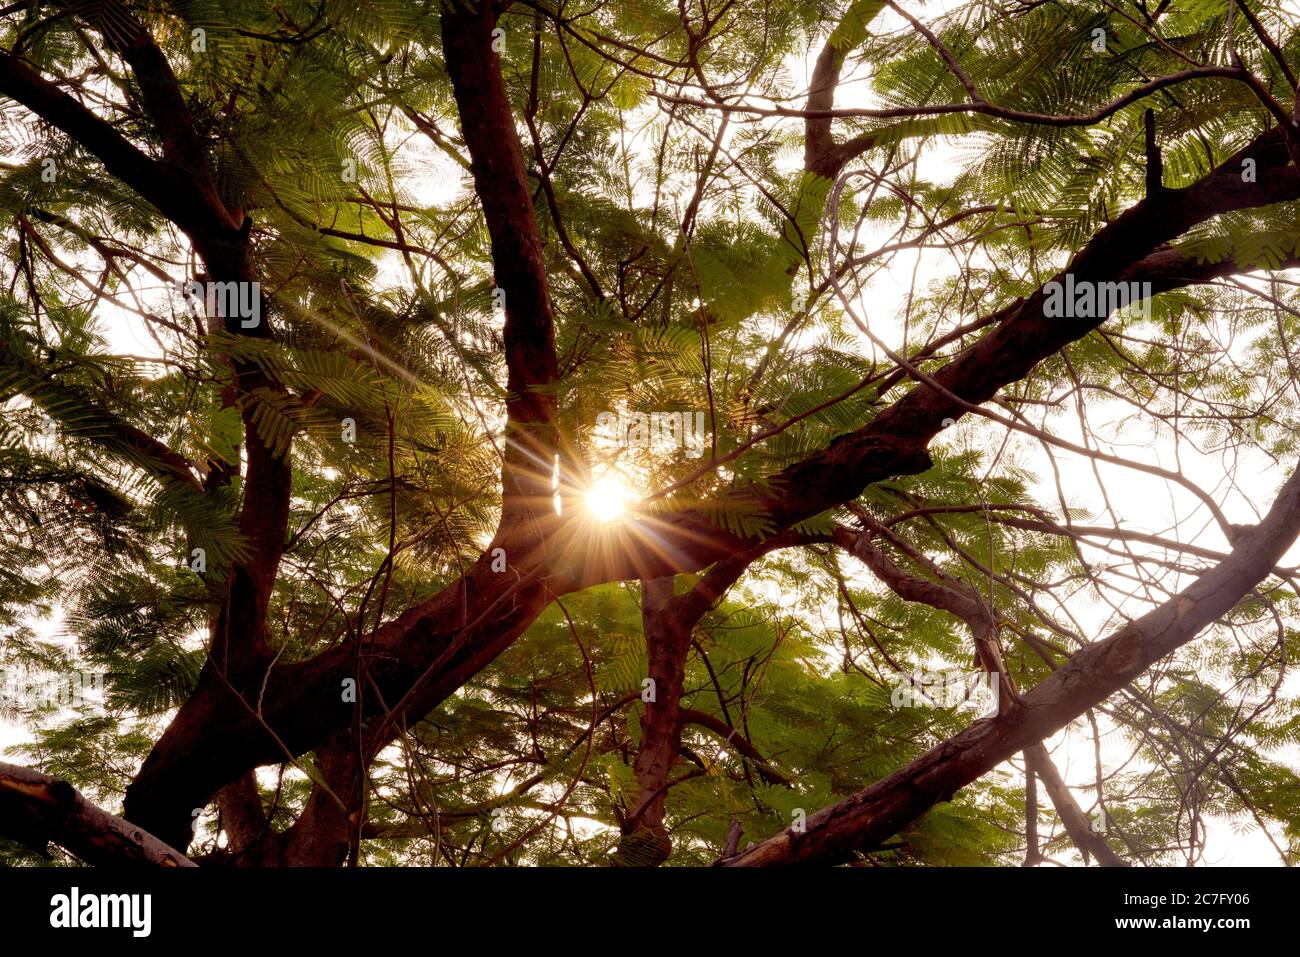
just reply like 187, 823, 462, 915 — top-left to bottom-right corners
1, 0, 1298, 867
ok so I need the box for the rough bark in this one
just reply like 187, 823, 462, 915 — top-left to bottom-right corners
442, 0, 558, 515
0, 761, 195, 867
723, 461, 1300, 864
614, 576, 694, 866
215, 772, 267, 859
4, 6, 1300, 863
119, 125, 1300, 851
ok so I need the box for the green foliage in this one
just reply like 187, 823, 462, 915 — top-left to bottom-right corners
0, 0, 1297, 868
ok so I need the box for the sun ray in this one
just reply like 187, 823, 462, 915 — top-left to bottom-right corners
586, 475, 630, 522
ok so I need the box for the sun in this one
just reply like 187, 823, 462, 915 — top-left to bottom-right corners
586, 476, 630, 522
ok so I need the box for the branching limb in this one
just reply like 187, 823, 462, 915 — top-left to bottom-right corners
725, 460, 1300, 865
0, 761, 196, 867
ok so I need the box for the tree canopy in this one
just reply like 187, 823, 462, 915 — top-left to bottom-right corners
1, 0, 1299, 867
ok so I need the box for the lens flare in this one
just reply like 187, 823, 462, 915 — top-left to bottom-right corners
586, 476, 630, 522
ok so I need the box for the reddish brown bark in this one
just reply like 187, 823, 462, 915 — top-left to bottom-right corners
615, 576, 695, 866
441, 0, 558, 516
723, 463, 1300, 864
0, 761, 195, 867
4, 5, 1300, 864
117, 122, 1300, 852
615, 534, 811, 864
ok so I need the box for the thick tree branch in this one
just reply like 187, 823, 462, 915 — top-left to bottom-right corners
614, 575, 694, 866
0, 16, 297, 846
804, 1, 887, 177
580, 126, 1300, 585
66, 0, 216, 183
0, 49, 239, 244
614, 531, 814, 864
116, 123, 1300, 852
442, 2, 559, 515
722, 460, 1300, 864
0, 761, 196, 867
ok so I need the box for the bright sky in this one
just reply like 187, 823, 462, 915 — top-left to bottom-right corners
5, 2, 1299, 866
